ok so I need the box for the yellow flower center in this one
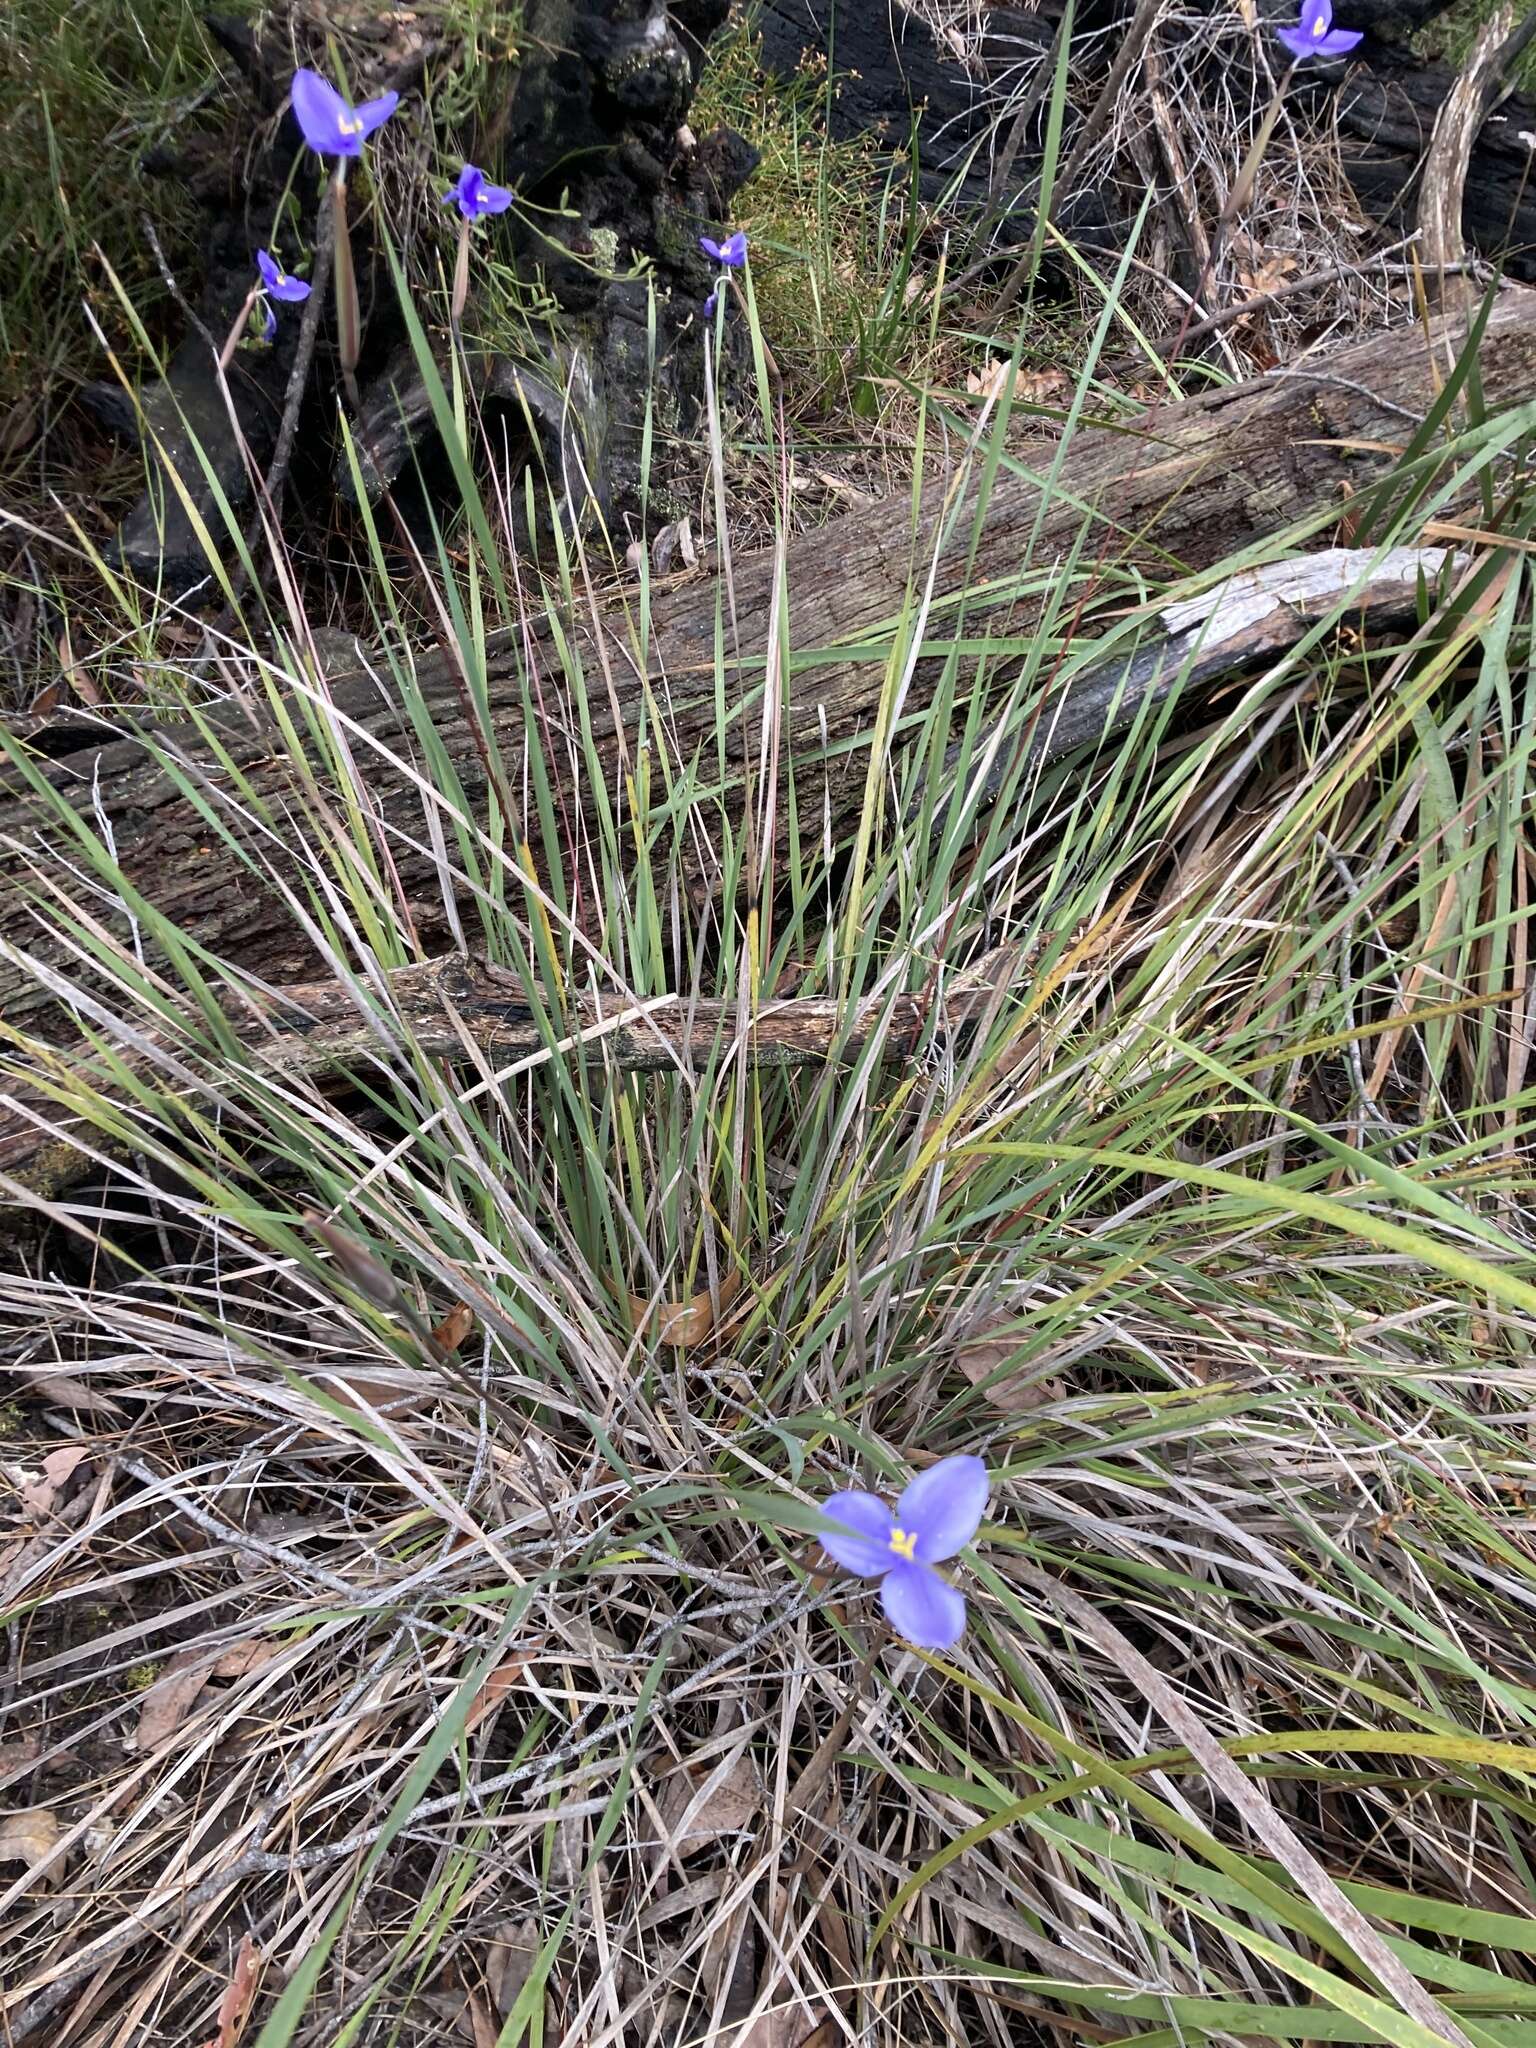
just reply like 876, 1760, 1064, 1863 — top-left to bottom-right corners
338, 113, 362, 135
888, 1527, 918, 1563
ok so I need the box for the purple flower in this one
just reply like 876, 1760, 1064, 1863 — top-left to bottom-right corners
260, 302, 278, 343
1276, 0, 1361, 60
290, 68, 399, 158
819, 1454, 988, 1650
444, 164, 513, 220
256, 249, 310, 303
700, 230, 748, 269
703, 289, 719, 320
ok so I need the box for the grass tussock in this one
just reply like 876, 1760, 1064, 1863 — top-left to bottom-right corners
691, 14, 948, 419
1, 226, 1536, 2048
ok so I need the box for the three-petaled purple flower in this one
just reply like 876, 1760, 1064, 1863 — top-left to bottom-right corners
444, 164, 513, 220
819, 1454, 988, 1650
700, 230, 748, 269
256, 249, 310, 304
290, 67, 399, 158
1276, 0, 1361, 61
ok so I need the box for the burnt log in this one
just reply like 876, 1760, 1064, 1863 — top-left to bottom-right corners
3, 290, 1535, 1069
1327, 48, 1536, 283
748, 0, 1535, 289
101, 0, 749, 592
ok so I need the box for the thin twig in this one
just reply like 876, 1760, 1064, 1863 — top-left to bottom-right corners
253, 191, 337, 546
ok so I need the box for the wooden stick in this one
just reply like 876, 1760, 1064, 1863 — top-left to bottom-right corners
1418, 4, 1517, 314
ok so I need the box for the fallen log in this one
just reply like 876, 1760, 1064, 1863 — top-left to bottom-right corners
2, 293, 1534, 1049
0, 546, 1462, 1204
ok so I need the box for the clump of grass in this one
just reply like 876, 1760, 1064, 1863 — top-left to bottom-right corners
2, 221, 1536, 2048
0, 0, 230, 427
691, 13, 942, 416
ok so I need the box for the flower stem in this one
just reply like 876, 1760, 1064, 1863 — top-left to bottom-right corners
217, 285, 261, 372
331, 163, 361, 409
451, 217, 472, 326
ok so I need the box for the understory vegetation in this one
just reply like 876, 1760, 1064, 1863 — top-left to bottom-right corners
2, 4, 1536, 2048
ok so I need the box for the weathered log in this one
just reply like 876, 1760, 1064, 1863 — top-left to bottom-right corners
0, 952, 1012, 1206
3, 290, 1535, 1047
0, 547, 1462, 1204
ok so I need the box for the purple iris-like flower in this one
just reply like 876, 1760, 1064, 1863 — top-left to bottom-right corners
290, 67, 399, 158
819, 1454, 988, 1650
703, 289, 719, 320
1276, 0, 1361, 60
256, 249, 310, 303
443, 163, 514, 220
700, 230, 748, 269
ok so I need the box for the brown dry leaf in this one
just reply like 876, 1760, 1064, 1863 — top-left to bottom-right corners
965, 355, 1011, 401
629, 1271, 741, 1349
1018, 367, 1070, 406
956, 1327, 1063, 1414
327, 1368, 429, 1420
0, 1735, 42, 1784
808, 468, 876, 511
68, 662, 102, 707
19, 1446, 90, 1521
208, 1639, 281, 1682
732, 2014, 840, 2048
658, 1747, 763, 1857
486, 1917, 540, 2018
462, 1988, 498, 2048
431, 1303, 476, 1356
202, 1933, 261, 2048
1236, 252, 1297, 298
0, 396, 40, 460
464, 1647, 542, 1734
131, 1649, 214, 1752
20, 1369, 125, 1418
0, 1806, 63, 1887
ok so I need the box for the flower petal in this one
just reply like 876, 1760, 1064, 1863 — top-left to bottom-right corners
721, 231, 748, 267
478, 179, 513, 214
275, 273, 311, 302
256, 248, 280, 292
290, 68, 350, 156
818, 1490, 895, 1576
880, 1562, 967, 1649
896, 1454, 989, 1563
1316, 27, 1362, 52
703, 290, 718, 320
1301, 0, 1332, 33
699, 235, 724, 262
353, 90, 400, 141
260, 302, 277, 343
1275, 26, 1313, 55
